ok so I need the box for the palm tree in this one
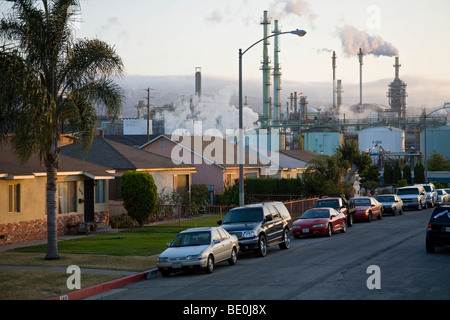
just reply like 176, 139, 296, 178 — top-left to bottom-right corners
0, 0, 124, 260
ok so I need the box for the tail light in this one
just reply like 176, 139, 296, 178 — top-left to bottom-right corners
427, 222, 432, 230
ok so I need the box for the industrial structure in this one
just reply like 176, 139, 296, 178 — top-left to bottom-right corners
387, 57, 408, 119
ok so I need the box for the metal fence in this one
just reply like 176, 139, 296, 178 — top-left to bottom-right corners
109, 197, 317, 229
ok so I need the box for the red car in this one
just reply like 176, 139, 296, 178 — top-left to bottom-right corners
293, 208, 347, 238
350, 196, 383, 222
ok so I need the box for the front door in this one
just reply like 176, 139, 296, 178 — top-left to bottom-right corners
84, 180, 95, 222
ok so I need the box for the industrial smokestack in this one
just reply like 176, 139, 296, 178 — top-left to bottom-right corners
394, 56, 400, 80
195, 67, 202, 98
332, 51, 336, 111
261, 10, 271, 128
272, 20, 281, 124
358, 48, 363, 112
337, 80, 343, 112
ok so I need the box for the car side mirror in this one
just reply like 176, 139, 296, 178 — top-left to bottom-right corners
166, 243, 171, 247
340, 205, 346, 209
265, 215, 273, 222
213, 239, 221, 245
217, 220, 223, 226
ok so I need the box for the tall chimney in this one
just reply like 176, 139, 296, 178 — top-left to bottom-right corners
394, 56, 401, 80
272, 20, 281, 124
358, 48, 364, 112
332, 51, 337, 111
261, 10, 271, 128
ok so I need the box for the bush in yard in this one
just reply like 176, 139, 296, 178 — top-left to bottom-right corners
121, 171, 157, 227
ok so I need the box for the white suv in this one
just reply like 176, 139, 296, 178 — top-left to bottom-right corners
415, 183, 438, 208
397, 186, 427, 210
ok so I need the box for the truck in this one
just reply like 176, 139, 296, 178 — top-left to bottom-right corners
313, 194, 356, 227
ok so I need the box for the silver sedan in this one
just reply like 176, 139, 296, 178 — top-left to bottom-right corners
157, 227, 239, 276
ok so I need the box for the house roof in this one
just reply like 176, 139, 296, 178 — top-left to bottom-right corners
0, 141, 115, 180
279, 150, 320, 163
140, 134, 271, 169
61, 137, 195, 171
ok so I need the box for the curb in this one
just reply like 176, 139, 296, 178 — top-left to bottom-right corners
47, 268, 160, 300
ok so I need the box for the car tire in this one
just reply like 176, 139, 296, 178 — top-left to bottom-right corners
160, 269, 171, 277
367, 212, 372, 222
326, 224, 332, 237
426, 239, 435, 253
377, 211, 382, 220
347, 214, 353, 227
228, 248, 237, 265
255, 235, 267, 257
205, 254, 214, 274
340, 220, 347, 233
279, 229, 291, 250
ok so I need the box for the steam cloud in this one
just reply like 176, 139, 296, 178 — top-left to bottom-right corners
338, 25, 399, 57
155, 88, 260, 135
270, 0, 316, 26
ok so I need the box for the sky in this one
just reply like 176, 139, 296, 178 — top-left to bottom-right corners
3, 0, 450, 120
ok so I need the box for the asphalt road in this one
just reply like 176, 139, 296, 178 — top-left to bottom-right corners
90, 207, 450, 301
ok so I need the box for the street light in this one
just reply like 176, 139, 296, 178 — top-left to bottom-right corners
238, 29, 307, 206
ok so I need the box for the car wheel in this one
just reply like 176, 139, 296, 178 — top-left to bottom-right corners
347, 214, 353, 227
279, 229, 291, 250
367, 212, 372, 222
377, 211, 382, 220
326, 224, 332, 237
340, 220, 347, 233
426, 239, 435, 253
228, 248, 237, 265
399, 208, 403, 215
205, 254, 214, 274
159, 269, 171, 277
255, 235, 267, 257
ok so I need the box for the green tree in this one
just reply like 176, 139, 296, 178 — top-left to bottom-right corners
393, 160, 402, 184
359, 165, 381, 189
402, 165, 412, 184
428, 151, 450, 171
414, 163, 425, 184
121, 171, 157, 227
335, 139, 372, 184
383, 164, 394, 184
0, 0, 124, 259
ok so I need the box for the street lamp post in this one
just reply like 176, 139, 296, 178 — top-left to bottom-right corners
238, 29, 306, 206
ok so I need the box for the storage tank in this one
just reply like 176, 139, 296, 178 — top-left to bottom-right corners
358, 127, 405, 154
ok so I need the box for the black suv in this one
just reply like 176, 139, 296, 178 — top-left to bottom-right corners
426, 203, 450, 253
218, 202, 292, 257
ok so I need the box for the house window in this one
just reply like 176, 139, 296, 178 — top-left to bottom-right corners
57, 181, 77, 214
161, 140, 166, 149
95, 180, 106, 204
174, 174, 189, 196
8, 183, 20, 213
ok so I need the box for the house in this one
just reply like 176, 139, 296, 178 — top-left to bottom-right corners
60, 136, 197, 214
0, 141, 115, 245
139, 134, 272, 195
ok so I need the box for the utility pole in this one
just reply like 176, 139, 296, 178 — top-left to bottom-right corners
145, 88, 154, 141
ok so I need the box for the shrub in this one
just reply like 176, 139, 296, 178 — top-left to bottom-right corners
109, 214, 139, 229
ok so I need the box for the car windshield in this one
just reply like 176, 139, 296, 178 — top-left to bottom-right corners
397, 188, 419, 195
423, 186, 431, 192
170, 231, 211, 247
437, 190, 443, 195
222, 207, 263, 224
354, 199, 371, 206
315, 200, 339, 209
376, 195, 395, 202
301, 209, 330, 219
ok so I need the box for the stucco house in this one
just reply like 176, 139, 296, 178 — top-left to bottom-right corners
60, 136, 196, 215
0, 140, 115, 245
139, 134, 272, 195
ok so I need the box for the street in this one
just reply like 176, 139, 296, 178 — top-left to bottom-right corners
89, 207, 450, 300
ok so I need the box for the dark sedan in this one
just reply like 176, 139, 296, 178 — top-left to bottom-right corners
426, 203, 450, 253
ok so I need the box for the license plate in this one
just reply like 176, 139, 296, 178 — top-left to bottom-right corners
445, 227, 450, 233
172, 262, 182, 269
302, 229, 309, 233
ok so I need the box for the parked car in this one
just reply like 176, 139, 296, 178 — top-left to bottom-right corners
293, 208, 347, 238
426, 203, 450, 253
436, 189, 450, 204
313, 194, 356, 226
376, 194, 404, 216
397, 185, 427, 210
415, 183, 438, 207
218, 202, 292, 257
157, 227, 239, 276
350, 196, 383, 222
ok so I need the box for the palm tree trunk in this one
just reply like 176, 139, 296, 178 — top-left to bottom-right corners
45, 148, 60, 260
343, 164, 358, 185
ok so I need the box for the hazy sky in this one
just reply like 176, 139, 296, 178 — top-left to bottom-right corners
2, 0, 449, 115
70, 0, 450, 112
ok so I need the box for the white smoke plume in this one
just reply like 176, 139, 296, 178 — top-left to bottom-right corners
269, 0, 316, 27
338, 25, 399, 57
156, 88, 260, 135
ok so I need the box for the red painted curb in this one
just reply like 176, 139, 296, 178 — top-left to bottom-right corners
47, 272, 147, 300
